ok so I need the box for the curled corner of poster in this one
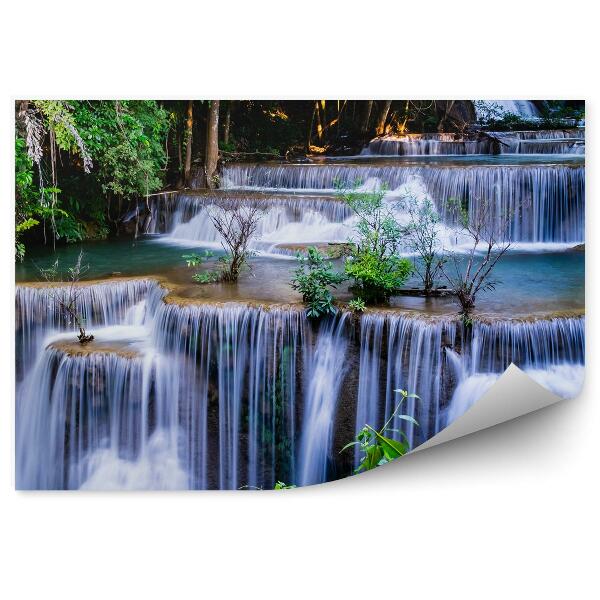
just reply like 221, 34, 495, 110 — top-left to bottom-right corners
411, 363, 564, 454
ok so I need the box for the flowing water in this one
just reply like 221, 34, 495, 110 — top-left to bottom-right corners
15, 280, 585, 489
136, 155, 584, 252
15, 121, 585, 489
474, 100, 541, 120
362, 130, 585, 156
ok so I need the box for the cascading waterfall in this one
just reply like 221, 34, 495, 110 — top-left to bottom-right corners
146, 193, 352, 235
15, 278, 585, 489
222, 162, 584, 243
493, 130, 585, 155
355, 314, 456, 453
426, 165, 584, 243
475, 100, 541, 120
297, 314, 350, 486
145, 192, 353, 252
15, 279, 157, 379
362, 133, 494, 156
153, 301, 308, 490
362, 130, 585, 156
445, 317, 585, 423
13, 98, 586, 491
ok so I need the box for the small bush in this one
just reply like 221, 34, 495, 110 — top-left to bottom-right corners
291, 246, 346, 318
183, 251, 221, 284
348, 298, 366, 313
345, 249, 412, 302
192, 271, 220, 284
337, 182, 412, 302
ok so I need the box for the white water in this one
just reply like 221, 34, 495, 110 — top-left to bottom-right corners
297, 314, 350, 486
446, 364, 585, 424
475, 100, 541, 121
16, 282, 585, 489
146, 160, 584, 260
363, 129, 585, 156
16, 111, 586, 489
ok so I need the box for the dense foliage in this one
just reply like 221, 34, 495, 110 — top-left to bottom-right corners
339, 184, 413, 302
15, 100, 168, 259
291, 246, 346, 318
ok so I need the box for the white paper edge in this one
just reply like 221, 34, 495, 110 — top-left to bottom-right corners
411, 363, 563, 454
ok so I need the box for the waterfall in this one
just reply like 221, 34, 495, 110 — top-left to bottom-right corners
363, 134, 494, 156
494, 129, 585, 155
445, 317, 585, 423
15, 279, 158, 379
426, 165, 584, 243
362, 130, 585, 156
145, 192, 353, 252
222, 162, 584, 243
475, 100, 541, 120
153, 302, 308, 489
16, 343, 187, 491
355, 314, 456, 453
15, 278, 585, 489
297, 314, 350, 486
355, 314, 584, 462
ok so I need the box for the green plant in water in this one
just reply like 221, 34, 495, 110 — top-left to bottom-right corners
341, 389, 419, 473
336, 181, 412, 302
290, 246, 346, 318
183, 250, 221, 284
192, 271, 220, 284
348, 297, 366, 313
398, 194, 445, 295
183, 251, 214, 267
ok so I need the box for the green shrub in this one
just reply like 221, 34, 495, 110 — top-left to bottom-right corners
183, 251, 220, 284
348, 297, 366, 313
192, 271, 220, 284
291, 246, 346, 318
183, 251, 213, 267
345, 249, 412, 301
337, 182, 412, 302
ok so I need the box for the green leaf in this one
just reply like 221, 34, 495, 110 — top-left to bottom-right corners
340, 441, 360, 453
373, 431, 409, 460
396, 414, 420, 427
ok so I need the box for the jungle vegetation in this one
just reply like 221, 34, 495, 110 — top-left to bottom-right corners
15, 99, 584, 262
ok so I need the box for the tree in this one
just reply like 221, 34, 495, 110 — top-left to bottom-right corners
338, 183, 412, 302
205, 100, 220, 189
223, 101, 232, 145
360, 100, 374, 135
209, 200, 264, 281
399, 195, 445, 294
290, 247, 346, 318
375, 100, 392, 135
442, 196, 513, 320
184, 100, 194, 186
36, 251, 94, 344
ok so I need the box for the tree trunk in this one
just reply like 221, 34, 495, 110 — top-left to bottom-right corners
315, 101, 323, 142
177, 130, 183, 187
360, 100, 373, 135
223, 101, 232, 145
205, 100, 220, 189
375, 100, 392, 136
184, 100, 193, 187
